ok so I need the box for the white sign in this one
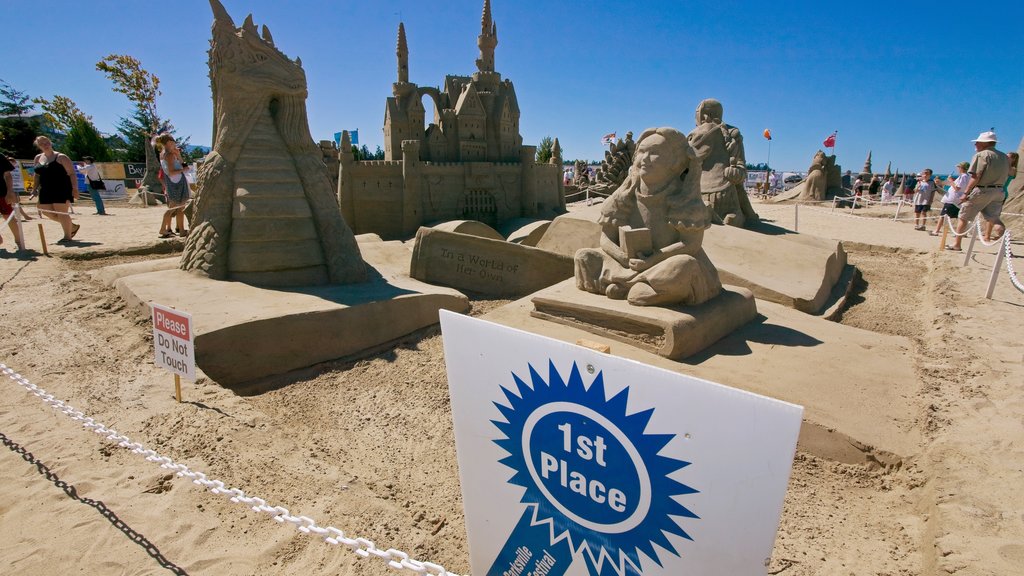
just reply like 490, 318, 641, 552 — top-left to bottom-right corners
10, 160, 26, 193
151, 303, 196, 381
441, 311, 803, 576
99, 180, 128, 199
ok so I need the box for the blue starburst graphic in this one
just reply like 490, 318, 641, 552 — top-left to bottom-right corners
491, 360, 699, 575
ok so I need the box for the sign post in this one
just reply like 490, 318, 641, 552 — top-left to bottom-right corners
441, 311, 803, 576
151, 303, 196, 402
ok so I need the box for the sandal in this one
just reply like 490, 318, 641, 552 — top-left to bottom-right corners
945, 245, 961, 252
71, 223, 81, 238
159, 231, 174, 239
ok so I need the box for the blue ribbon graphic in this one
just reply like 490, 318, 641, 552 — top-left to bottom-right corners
487, 361, 699, 576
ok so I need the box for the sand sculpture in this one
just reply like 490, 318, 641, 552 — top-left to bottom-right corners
573, 159, 589, 188
338, 0, 564, 239
1003, 136, 1024, 228
800, 150, 830, 201
688, 98, 759, 227
580, 132, 636, 197
574, 127, 722, 306
784, 149, 843, 201
179, 0, 366, 287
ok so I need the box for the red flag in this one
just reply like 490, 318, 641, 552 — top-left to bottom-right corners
763, 129, 772, 140
823, 131, 836, 148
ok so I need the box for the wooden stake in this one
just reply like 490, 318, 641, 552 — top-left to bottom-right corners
576, 339, 611, 354
37, 223, 48, 256
174, 374, 182, 403
939, 225, 949, 251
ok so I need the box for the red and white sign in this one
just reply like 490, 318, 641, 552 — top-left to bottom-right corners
151, 303, 196, 381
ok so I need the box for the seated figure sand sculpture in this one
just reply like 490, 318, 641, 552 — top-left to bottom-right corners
179, 0, 366, 286
574, 127, 722, 306
801, 150, 829, 200
688, 99, 759, 227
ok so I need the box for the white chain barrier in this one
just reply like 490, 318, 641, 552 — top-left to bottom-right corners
973, 218, 1004, 247
943, 215, 975, 238
1000, 231, 1024, 294
0, 364, 466, 576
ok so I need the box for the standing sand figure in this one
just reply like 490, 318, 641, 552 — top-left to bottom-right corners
153, 134, 191, 238
574, 127, 721, 307
31, 136, 79, 243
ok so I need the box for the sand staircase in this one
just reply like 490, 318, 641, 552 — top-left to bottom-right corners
228, 110, 328, 286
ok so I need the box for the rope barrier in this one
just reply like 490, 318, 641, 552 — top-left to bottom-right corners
0, 364, 465, 576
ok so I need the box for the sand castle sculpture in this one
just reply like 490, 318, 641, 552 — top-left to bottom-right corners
574, 127, 722, 306
180, 0, 366, 286
337, 0, 564, 239
688, 99, 759, 227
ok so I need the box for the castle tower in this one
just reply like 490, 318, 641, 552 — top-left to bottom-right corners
396, 22, 409, 85
476, 0, 498, 73
385, 21, 420, 160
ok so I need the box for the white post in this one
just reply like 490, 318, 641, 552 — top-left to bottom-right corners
831, 196, 837, 213
794, 203, 799, 232
985, 238, 1006, 299
850, 195, 858, 212
893, 199, 904, 221
14, 204, 26, 251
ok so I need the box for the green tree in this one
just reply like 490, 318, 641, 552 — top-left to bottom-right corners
0, 80, 32, 116
0, 80, 41, 158
112, 106, 173, 162
96, 55, 161, 135
536, 136, 553, 163
32, 95, 89, 133
64, 116, 112, 161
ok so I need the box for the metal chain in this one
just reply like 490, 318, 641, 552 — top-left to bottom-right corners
0, 364, 466, 576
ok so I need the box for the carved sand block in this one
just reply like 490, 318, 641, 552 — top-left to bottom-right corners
409, 226, 573, 297
533, 212, 602, 256
430, 219, 504, 241
108, 239, 469, 388
498, 218, 550, 246
702, 225, 849, 314
531, 279, 757, 360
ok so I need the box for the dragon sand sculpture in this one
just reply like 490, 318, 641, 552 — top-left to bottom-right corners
180, 0, 366, 286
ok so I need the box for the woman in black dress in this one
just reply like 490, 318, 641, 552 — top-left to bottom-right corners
32, 136, 79, 243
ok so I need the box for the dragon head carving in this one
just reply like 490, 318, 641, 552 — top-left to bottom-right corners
209, 0, 307, 98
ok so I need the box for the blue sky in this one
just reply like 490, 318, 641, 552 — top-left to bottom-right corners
4, 0, 1022, 172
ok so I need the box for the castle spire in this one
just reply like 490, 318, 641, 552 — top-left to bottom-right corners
396, 22, 409, 84
475, 0, 498, 73
481, 0, 493, 34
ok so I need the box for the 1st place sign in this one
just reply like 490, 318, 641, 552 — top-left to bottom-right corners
440, 311, 803, 576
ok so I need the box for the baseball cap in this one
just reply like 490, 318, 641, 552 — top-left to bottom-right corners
971, 131, 998, 143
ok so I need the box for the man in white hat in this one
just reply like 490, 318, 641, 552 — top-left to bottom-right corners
949, 131, 1010, 250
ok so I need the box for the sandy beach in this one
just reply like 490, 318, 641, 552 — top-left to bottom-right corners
1, 198, 1022, 575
